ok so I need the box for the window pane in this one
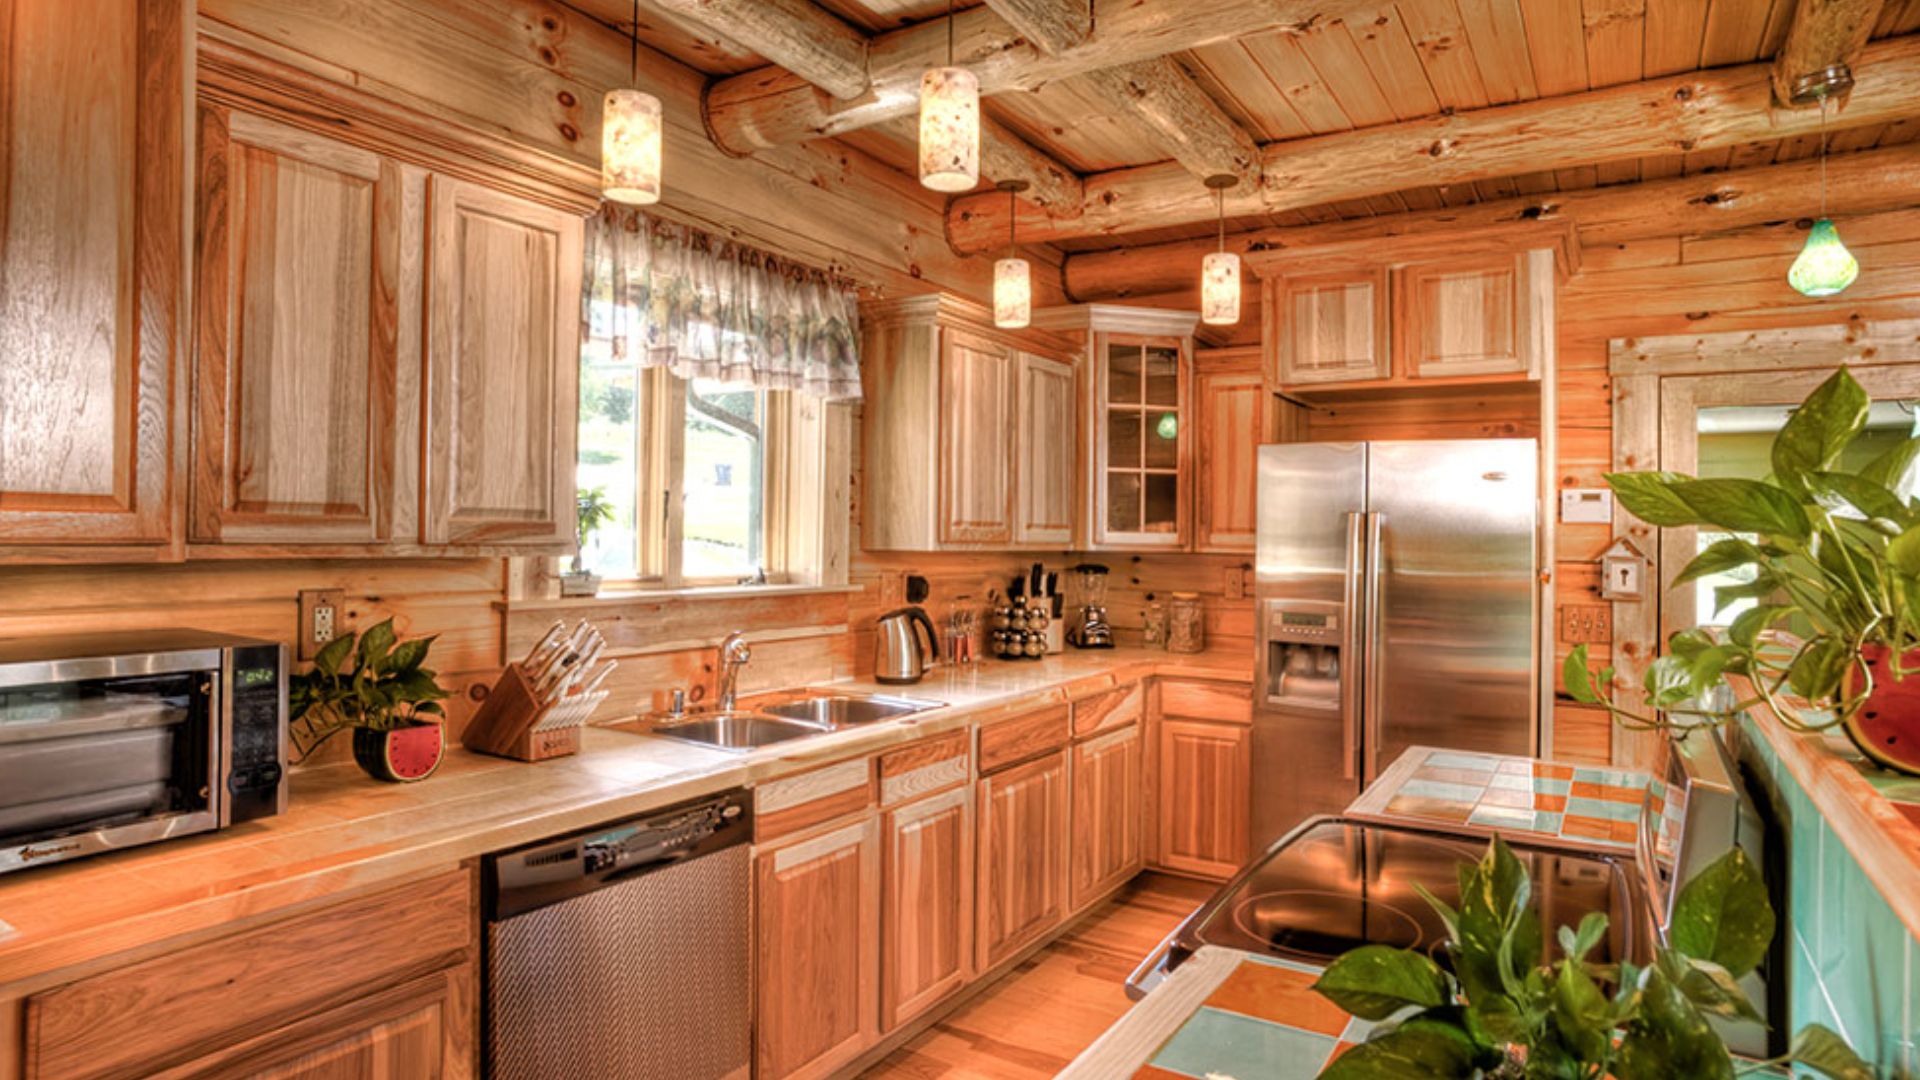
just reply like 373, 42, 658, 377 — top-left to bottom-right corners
1145, 347, 1179, 406
1144, 473, 1179, 533
682, 379, 764, 580
577, 366, 639, 579
1107, 472, 1141, 534
1108, 345, 1141, 404
1108, 409, 1142, 469
1146, 411, 1179, 469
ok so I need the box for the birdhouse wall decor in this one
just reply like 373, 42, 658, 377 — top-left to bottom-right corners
1598, 538, 1648, 601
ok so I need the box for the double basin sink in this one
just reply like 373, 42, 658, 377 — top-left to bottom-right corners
637, 691, 942, 752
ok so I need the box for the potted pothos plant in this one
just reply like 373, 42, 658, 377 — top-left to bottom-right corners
1312, 837, 1869, 1079
289, 618, 451, 783
1565, 367, 1920, 773
561, 486, 614, 597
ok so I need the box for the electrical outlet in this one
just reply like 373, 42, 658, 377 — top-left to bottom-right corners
297, 589, 347, 662
1223, 565, 1249, 600
1558, 604, 1613, 645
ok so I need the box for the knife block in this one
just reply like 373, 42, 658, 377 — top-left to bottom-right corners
463, 662, 610, 762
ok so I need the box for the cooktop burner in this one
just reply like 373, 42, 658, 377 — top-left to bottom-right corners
1173, 816, 1640, 968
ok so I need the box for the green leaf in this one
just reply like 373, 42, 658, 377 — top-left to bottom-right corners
1671, 955, 1763, 1024
1317, 1020, 1483, 1080
387, 635, 435, 674
1667, 848, 1774, 979
1556, 911, 1610, 963
1550, 960, 1613, 1064
1810, 470, 1914, 525
313, 633, 354, 678
1672, 537, 1766, 586
1312, 946, 1451, 1020
1787, 1023, 1875, 1080
1669, 478, 1811, 540
1788, 637, 1851, 702
1773, 367, 1870, 495
356, 619, 397, 671
1614, 966, 1734, 1080
1563, 645, 1600, 703
1729, 604, 1793, 649
1606, 471, 1703, 528
1714, 572, 1782, 616
1859, 436, 1920, 504
1890, 524, 1920, 576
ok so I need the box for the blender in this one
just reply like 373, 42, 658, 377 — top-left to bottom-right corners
1067, 563, 1114, 649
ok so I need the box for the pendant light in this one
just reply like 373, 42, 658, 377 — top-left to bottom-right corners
1200, 175, 1241, 326
602, 0, 663, 205
919, 0, 979, 193
1787, 65, 1858, 298
993, 180, 1032, 329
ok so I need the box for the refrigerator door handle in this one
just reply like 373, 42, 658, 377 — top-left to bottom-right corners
1340, 512, 1365, 781
1362, 511, 1385, 783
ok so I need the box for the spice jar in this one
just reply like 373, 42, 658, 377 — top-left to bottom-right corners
1166, 593, 1205, 654
1142, 601, 1167, 648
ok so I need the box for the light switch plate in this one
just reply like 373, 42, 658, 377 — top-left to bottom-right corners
1560, 489, 1614, 524
297, 588, 347, 662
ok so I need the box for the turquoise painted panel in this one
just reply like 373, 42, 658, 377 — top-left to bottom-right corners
1149, 1006, 1337, 1079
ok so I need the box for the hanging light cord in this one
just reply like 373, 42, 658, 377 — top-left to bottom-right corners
1216, 185, 1226, 252
630, 0, 639, 84
1818, 94, 1830, 218
1008, 185, 1018, 258
948, 0, 956, 67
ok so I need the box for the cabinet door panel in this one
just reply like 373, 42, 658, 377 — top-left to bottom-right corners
1154, 719, 1250, 880
938, 331, 1015, 545
976, 749, 1068, 970
755, 818, 880, 1080
1272, 270, 1389, 387
192, 109, 404, 543
1070, 723, 1144, 911
882, 786, 972, 1032
423, 177, 579, 547
1014, 352, 1074, 546
1092, 334, 1189, 549
1398, 255, 1529, 379
1195, 369, 1262, 552
0, 0, 183, 551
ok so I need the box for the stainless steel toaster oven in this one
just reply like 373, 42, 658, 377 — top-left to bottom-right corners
0, 629, 287, 875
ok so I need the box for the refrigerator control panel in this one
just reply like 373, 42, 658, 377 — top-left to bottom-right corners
1264, 606, 1341, 643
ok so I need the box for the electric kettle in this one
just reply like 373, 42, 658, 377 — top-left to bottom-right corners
874, 606, 940, 684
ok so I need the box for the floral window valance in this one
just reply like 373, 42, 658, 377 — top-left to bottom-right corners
583, 206, 863, 401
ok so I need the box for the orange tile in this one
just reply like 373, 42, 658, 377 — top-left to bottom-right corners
1533, 794, 1567, 812
1562, 816, 1613, 839
1326, 1041, 1362, 1064
1570, 781, 1604, 800
1203, 961, 1352, 1037
1533, 763, 1574, 780
1610, 820, 1638, 843
1600, 783, 1644, 804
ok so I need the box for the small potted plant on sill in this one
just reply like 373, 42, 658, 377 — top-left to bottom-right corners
289, 618, 451, 783
561, 486, 614, 598
1311, 837, 1870, 1079
1565, 367, 1920, 773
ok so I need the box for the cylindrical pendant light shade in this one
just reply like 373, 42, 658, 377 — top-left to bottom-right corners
602, 88, 663, 205
994, 257, 1031, 329
1788, 218, 1859, 297
1200, 251, 1241, 326
919, 67, 980, 193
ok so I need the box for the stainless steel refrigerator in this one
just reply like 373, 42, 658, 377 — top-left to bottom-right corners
1251, 439, 1539, 854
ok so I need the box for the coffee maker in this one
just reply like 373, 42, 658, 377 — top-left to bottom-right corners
1067, 564, 1114, 649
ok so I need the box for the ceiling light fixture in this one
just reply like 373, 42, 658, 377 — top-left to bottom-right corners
1200, 175, 1241, 326
994, 180, 1032, 329
919, 0, 979, 193
602, 0, 663, 205
1787, 65, 1858, 298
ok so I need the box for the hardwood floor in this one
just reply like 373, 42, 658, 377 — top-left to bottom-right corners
859, 872, 1217, 1079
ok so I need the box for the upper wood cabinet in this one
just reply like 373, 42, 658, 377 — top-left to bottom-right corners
755, 817, 882, 1080
1014, 352, 1076, 546
1269, 269, 1390, 386
1395, 252, 1544, 380
0, 0, 187, 559
191, 107, 417, 546
861, 295, 1080, 552
1194, 348, 1265, 553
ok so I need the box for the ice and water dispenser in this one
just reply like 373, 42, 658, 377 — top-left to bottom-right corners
1260, 600, 1345, 711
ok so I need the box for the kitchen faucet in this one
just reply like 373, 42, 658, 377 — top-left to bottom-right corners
716, 631, 751, 712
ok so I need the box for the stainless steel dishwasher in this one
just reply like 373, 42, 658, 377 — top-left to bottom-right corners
484, 788, 753, 1080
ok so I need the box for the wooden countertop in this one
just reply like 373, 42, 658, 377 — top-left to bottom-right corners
0, 649, 1249, 993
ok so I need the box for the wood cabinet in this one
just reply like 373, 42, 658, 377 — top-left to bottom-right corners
422, 177, 581, 548
755, 817, 881, 1080
1269, 269, 1391, 387
1014, 352, 1076, 546
191, 108, 419, 545
1194, 350, 1264, 553
881, 785, 973, 1032
1069, 722, 1144, 912
975, 749, 1070, 970
1395, 252, 1545, 380
1154, 718, 1251, 881
938, 331, 1017, 545
0, 0, 187, 558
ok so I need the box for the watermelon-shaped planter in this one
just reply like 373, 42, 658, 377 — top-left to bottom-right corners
353, 721, 445, 783
1842, 645, 1920, 776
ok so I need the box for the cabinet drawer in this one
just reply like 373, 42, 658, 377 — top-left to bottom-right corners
1158, 679, 1252, 725
755, 757, 876, 842
1072, 683, 1143, 738
977, 705, 1071, 775
27, 868, 473, 1080
878, 732, 970, 807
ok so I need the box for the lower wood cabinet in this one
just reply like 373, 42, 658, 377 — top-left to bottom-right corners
754, 817, 881, 1080
1069, 722, 1145, 912
975, 749, 1070, 971
880, 785, 973, 1032
1154, 718, 1251, 880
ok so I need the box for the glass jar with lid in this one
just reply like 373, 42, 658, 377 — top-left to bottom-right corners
1166, 592, 1205, 654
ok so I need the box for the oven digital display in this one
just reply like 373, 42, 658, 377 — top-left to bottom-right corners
1280, 612, 1328, 628
236, 666, 276, 688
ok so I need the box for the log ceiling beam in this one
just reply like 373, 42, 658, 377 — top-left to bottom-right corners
649, 0, 870, 99
702, 0, 1364, 154
948, 34, 1920, 254
1080, 59, 1263, 188
1058, 142, 1920, 301
982, 0, 1091, 53
1770, 0, 1886, 106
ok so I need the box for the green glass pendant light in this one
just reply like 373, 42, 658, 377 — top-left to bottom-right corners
1787, 66, 1859, 298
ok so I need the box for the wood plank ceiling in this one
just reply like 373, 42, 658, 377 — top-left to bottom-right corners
591, 0, 1920, 253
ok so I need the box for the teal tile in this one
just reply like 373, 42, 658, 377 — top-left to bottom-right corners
1792, 929, 1835, 1043
1426, 750, 1503, 770
1533, 777, 1572, 796
1565, 796, 1642, 822
1150, 1006, 1338, 1079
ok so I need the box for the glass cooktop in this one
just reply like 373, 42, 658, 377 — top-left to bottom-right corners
1172, 817, 1642, 968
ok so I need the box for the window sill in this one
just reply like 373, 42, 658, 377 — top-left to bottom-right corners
499, 581, 861, 613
